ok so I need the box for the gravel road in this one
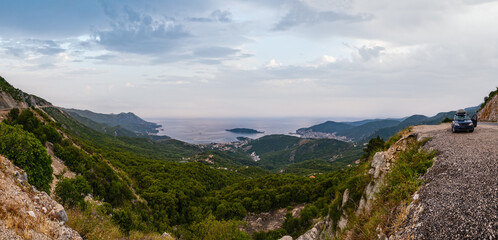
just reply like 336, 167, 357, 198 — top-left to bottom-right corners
396, 123, 498, 239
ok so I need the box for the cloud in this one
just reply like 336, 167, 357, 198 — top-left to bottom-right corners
265, 59, 283, 69
356, 45, 385, 61
1, 39, 65, 57
187, 10, 232, 23
193, 46, 239, 58
95, 7, 191, 55
273, 1, 372, 31
85, 54, 116, 61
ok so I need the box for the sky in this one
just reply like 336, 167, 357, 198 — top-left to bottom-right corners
0, 0, 497, 119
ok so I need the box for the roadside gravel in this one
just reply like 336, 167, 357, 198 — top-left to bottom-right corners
394, 123, 497, 239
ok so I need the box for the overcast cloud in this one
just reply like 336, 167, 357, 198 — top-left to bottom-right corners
0, 0, 496, 118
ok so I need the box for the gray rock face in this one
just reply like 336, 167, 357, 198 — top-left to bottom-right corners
370, 152, 388, 179
278, 236, 293, 240
54, 203, 68, 223
296, 220, 323, 240
244, 204, 305, 234
341, 189, 349, 208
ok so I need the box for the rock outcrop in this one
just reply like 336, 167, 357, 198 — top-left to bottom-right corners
0, 155, 81, 240
477, 93, 498, 122
292, 130, 419, 240
244, 204, 304, 235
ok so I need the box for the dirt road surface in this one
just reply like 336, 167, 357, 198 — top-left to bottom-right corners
393, 123, 498, 239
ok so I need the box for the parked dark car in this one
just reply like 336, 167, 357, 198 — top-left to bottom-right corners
452, 109, 477, 133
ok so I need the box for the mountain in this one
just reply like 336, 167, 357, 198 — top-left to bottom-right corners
2, 75, 495, 239
243, 134, 361, 171
63, 108, 162, 136
297, 119, 402, 142
297, 121, 353, 134
299, 107, 479, 143
335, 119, 400, 140
0, 76, 51, 110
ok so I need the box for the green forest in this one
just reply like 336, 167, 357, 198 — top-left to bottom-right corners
0, 102, 441, 240
0, 106, 377, 239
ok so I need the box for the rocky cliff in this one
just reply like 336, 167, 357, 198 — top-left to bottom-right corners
477, 92, 498, 122
0, 155, 81, 240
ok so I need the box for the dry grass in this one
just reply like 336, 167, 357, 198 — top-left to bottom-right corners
0, 199, 53, 239
129, 231, 173, 240
66, 208, 123, 240
66, 205, 175, 240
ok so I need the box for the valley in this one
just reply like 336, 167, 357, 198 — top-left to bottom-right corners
0, 75, 496, 240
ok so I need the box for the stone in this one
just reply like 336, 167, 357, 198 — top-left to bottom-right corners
341, 189, 349, 208
15, 171, 28, 183
357, 197, 366, 214
54, 203, 68, 223
296, 220, 323, 240
161, 232, 173, 238
338, 215, 348, 231
413, 193, 419, 201
279, 236, 293, 240
27, 210, 36, 218
371, 152, 388, 178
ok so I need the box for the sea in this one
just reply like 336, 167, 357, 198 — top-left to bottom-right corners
146, 117, 334, 144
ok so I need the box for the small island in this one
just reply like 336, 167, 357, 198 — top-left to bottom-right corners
226, 128, 264, 134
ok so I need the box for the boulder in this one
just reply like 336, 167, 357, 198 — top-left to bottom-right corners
15, 171, 28, 183
161, 232, 173, 238
296, 220, 323, 240
279, 236, 293, 240
54, 203, 68, 223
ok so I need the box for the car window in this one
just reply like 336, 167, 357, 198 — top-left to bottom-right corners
454, 114, 470, 120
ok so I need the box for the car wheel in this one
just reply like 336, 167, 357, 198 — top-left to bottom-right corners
470, 129, 474, 132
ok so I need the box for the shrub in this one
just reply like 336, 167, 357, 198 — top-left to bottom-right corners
362, 136, 385, 159
0, 122, 53, 193
441, 117, 452, 123
55, 176, 92, 208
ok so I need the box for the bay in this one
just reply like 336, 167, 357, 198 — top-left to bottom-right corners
146, 117, 333, 144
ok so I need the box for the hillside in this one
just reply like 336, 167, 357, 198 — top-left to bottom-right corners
0, 155, 81, 239
0, 76, 51, 121
298, 107, 479, 143
243, 135, 361, 172
63, 108, 162, 135
1, 75, 494, 239
477, 87, 498, 122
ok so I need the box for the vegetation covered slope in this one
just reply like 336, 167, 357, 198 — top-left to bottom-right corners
244, 134, 361, 171
0, 76, 51, 108
298, 107, 479, 143
0, 76, 444, 240
63, 108, 161, 135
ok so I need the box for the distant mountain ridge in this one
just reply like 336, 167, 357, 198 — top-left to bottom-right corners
63, 108, 162, 137
298, 106, 479, 142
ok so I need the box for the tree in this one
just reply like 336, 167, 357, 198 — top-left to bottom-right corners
362, 136, 385, 159
55, 176, 91, 208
